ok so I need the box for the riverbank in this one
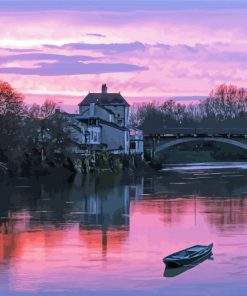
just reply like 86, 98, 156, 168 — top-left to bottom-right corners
0, 153, 156, 180
156, 150, 247, 165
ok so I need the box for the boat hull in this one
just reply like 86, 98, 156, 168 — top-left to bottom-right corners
164, 253, 213, 277
163, 243, 213, 268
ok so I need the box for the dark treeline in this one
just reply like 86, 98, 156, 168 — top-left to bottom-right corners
0, 80, 69, 176
2, 80, 247, 174
0, 80, 144, 177
131, 84, 247, 134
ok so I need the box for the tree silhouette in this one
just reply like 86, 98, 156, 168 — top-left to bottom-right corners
0, 80, 25, 160
132, 84, 247, 134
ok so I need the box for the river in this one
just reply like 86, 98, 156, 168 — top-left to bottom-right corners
0, 162, 247, 295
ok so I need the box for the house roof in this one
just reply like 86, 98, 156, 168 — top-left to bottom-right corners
78, 92, 130, 107
76, 117, 129, 131
100, 105, 116, 115
99, 118, 129, 131
75, 104, 116, 117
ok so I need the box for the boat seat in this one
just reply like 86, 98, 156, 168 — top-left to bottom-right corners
189, 247, 203, 252
172, 252, 189, 259
187, 250, 197, 254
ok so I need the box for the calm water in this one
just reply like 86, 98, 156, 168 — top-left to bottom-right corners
1, 163, 247, 295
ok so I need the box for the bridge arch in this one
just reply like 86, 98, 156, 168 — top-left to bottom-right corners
154, 137, 247, 154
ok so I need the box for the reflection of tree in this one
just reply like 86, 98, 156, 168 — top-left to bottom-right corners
132, 197, 191, 225
140, 173, 247, 230
0, 227, 67, 263
151, 171, 247, 198
201, 198, 247, 230
0, 229, 18, 261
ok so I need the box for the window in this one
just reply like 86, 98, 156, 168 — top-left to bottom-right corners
130, 142, 136, 149
93, 132, 97, 142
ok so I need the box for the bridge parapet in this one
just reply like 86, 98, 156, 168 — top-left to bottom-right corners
145, 127, 247, 138
144, 128, 247, 158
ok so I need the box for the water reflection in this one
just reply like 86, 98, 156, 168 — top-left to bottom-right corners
0, 166, 247, 294
0, 175, 136, 260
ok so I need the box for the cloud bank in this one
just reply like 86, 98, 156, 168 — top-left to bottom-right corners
0, 1, 247, 106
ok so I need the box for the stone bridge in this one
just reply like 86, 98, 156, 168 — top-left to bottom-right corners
144, 128, 247, 158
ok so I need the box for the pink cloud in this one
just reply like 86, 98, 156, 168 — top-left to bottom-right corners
1, 8, 247, 106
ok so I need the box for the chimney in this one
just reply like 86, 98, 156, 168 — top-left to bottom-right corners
101, 84, 107, 94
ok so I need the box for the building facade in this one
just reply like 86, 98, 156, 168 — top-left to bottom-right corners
77, 84, 131, 154
52, 84, 143, 156
78, 84, 130, 128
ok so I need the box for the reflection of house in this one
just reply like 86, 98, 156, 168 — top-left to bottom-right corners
129, 177, 144, 201
79, 229, 128, 255
79, 185, 130, 228
78, 184, 130, 255
77, 84, 130, 154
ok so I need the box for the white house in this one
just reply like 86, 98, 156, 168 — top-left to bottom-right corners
79, 84, 130, 127
74, 116, 106, 152
51, 84, 143, 156
77, 84, 130, 154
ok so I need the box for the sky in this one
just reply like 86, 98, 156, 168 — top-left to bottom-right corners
0, 0, 247, 110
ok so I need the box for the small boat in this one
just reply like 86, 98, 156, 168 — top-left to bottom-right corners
164, 253, 214, 277
163, 243, 213, 268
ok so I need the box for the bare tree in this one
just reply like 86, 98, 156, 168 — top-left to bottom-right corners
0, 80, 25, 160
204, 84, 247, 120
41, 99, 57, 118
134, 102, 165, 134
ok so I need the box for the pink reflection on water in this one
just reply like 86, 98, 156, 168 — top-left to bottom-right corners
0, 196, 246, 292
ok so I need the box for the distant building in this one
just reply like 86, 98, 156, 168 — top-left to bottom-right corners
50, 84, 143, 156
78, 84, 130, 128
77, 84, 130, 154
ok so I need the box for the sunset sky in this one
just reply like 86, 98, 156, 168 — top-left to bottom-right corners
1, 0, 247, 110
